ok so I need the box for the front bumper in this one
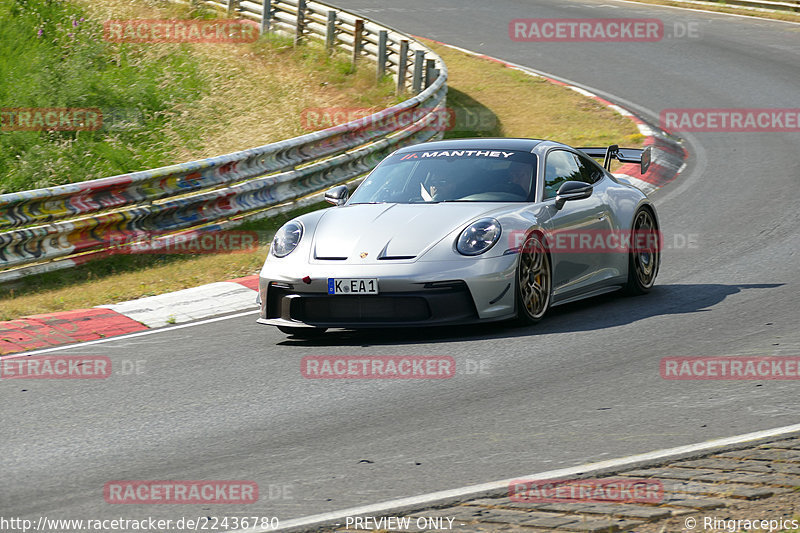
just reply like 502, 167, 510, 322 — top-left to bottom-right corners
260, 281, 479, 327
257, 255, 519, 328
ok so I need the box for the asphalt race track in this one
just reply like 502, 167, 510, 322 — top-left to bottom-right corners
2, 0, 799, 527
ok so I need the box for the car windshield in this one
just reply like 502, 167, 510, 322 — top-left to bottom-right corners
349, 149, 538, 204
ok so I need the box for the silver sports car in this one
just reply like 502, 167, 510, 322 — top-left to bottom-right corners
257, 138, 659, 336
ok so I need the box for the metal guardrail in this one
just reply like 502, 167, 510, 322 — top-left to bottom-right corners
0, 0, 447, 280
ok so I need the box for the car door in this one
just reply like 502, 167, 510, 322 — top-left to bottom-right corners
575, 152, 629, 284
538, 149, 615, 300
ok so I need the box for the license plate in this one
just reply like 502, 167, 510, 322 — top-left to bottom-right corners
327, 278, 379, 295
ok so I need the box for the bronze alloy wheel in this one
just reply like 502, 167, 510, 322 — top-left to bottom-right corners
517, 234, 552, 322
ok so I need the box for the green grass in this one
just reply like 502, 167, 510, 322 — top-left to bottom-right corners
0, 0, 399, 195
0, 0, 210, 193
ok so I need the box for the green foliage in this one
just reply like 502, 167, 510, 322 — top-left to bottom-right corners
0, 0, 209, 193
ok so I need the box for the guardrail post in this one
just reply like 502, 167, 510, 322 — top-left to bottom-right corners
352, 19, 364, 67
295, 0, 306, 46
325, 11, 336, 51
260, 0, 272, 34
227, 0, 238, 16
424, 58, 437, 89
376, 30, 388, 82
412, 50, 424, 93
396, 39, 409, 95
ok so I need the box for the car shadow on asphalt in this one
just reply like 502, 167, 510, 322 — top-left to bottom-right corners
276, 283, 783, 347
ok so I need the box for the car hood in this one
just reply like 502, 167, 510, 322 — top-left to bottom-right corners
311, 203, 495, 262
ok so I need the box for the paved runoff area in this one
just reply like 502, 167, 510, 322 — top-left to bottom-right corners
326, 437, 800, 533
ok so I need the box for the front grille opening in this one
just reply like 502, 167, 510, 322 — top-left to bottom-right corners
301, 296, 430, 322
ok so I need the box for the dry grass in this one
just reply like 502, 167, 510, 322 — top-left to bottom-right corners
73, 0, 398, 161
621, 0, 800, 23
163, 36, 399, 160
425, 38, 644, 147
0, 11, 648, 321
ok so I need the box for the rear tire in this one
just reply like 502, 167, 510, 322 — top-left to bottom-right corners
623, 208, 660, 295
514, 233, 552, 324
277, 326, 328, 338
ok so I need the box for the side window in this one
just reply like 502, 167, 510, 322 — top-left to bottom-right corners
576, 154, 604, 184
544, 150, 581, 199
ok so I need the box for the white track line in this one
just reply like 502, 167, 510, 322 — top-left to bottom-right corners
239, 423, 800, 532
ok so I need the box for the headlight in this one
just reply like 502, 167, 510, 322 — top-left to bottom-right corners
456, 218, 501, 256
271, 221, 303, 257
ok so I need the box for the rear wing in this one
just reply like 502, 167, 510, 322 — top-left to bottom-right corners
577, 145, 652, 174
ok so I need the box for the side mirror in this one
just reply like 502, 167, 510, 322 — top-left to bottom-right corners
555, 181, 592, 210
324, 185, 349, 206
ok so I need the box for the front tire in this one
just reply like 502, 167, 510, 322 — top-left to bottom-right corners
623, 208, 660, 295
277, 326, 328, 338
515, 233, 552, 324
